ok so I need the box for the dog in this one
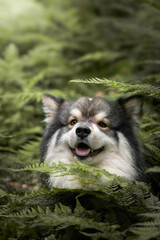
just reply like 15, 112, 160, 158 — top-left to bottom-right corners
41, 94, 146, 189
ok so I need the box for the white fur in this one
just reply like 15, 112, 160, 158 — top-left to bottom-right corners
97, 132, 137, 180
43, 96, 58, 124
70, 108, 82, 119
44, 122, 137, 189
45, 130, 72, 166
45, 130, 80, 188
94, 111, 108, 121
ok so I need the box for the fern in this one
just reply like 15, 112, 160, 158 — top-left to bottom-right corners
1, 89, 67, 104
145, 144, 160, 162
12, 161, 129, 188
5, 202, 121, 239
130, 206, 160, 240
44, 234, 56, 240
130, 227, 160, 240
146, 167, 160, 173
70, 78, 160, 99
0, 0, 160, 239
10, 161, 152, 208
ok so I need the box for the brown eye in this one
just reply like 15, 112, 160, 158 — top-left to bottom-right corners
98, 121, 108, 128
70, 119, 78, 126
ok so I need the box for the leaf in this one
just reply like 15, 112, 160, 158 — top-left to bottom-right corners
3, 44, 19, 61
146, 166, 160, 173
70, 78, 160, 99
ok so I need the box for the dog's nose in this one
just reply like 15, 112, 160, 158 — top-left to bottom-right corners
76, 126, 91, 139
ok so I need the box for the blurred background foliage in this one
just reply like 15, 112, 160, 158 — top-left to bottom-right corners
0, 0, 160, 239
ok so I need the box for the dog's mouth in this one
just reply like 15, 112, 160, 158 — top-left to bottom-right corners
70, 143, 104, 160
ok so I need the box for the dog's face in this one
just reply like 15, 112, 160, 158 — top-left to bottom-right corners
42, 94, 144, 188
59, 97, 120, 165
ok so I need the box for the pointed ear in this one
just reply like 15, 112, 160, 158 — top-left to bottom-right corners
118, 95, 143, 126
42, 94, 66, 124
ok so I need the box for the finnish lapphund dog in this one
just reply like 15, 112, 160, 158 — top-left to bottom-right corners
41, 94, 147, 189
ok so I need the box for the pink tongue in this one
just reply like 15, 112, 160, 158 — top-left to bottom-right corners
75, 147, 90, 156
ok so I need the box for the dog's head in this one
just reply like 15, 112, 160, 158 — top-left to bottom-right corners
42, 94, 143, 170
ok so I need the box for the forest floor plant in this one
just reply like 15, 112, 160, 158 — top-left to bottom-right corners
0, 0, 160, 239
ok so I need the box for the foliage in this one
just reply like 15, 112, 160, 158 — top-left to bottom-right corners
0, 0, 160, 239
1, 162, 160, 240
70, 78, 160, 99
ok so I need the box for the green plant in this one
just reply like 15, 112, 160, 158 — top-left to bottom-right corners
0, 0, 160, 239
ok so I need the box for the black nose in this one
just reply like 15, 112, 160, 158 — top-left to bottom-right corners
76, 126, 91, 139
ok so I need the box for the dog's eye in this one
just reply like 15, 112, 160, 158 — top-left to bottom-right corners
98, 121, 108, 128
70, 119, 78, 126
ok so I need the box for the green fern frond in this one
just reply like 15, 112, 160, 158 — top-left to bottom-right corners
2, 127, 42, 140
0, 189, 8, 199
6, 202, 120, 239
136, 220, 160, 227
1, 89, 67, 103
81, 231, 123, 240
23, 70, 49, 91
0, 147, 17, 154
12, 162, 53, 174
145, 144, 160, 161
11, 161, 151, 199
7, 206, 45, 218
72, 51, 121, 64
3, 189, 51, 207
146, 166, 160, 173
143, 127, 160, 136
130, 227, 160, 240
22, 188, 52, 201
137, 0, 160, 9
140, 212, 160, 219
16, 138, 41, 164
44, 234, 56, 240
70, 78, 160, 99
12, 161, 126, 188
54, 203, 72, 216
18, 138, 40, 156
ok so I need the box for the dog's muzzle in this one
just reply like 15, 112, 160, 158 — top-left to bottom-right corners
70, 125, 104, 159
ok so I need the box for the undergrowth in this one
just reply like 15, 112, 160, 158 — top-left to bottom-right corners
0, 0, 160, 239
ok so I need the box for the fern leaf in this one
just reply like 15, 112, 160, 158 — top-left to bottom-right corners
12, 162, 54, 175
139, 212, 160, 219
131, 227, 160, 240
145, 144, 160, 161
146, 166, 160, 173
72, 51, 121, 64
0, 89, 67, 104
70, 78, 160, 99
11, 161, 123, 189
0, 189, 8, 198
44, 234, 56, 240
5, 201, 119, 238
136, 220, 160, 227
81, 231, 122, 240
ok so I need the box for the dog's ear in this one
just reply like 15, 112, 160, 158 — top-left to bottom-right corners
42, 94, 67, 124
118, 95, 143, 126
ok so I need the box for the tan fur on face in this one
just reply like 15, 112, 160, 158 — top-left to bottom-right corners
94, 112, 110, 129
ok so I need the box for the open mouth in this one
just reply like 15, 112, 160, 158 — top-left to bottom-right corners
70, 142, 104, 160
